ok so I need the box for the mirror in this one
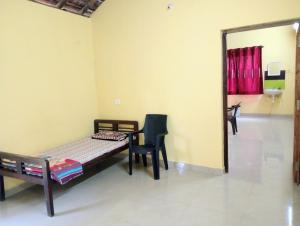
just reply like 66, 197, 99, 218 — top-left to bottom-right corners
267, 62, 282, 76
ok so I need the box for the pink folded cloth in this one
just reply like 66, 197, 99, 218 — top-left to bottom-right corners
25, 158, 83, 185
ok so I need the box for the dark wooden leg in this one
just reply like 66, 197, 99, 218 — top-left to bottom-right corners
129, 151, 133, 175
151, 151, 160, 180
0, 175, 5, 201
42, 160, 54, 217
43, 181, 54, 217
142, 154, 147, 167
161, 144, 168, 170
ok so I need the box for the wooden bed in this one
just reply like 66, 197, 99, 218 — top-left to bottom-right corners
0, 119, 139, 217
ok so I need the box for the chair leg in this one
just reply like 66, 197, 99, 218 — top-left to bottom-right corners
0, 175, 5, 201
161, 144, 168, 170
142, 154, 147, 167
129, 151, 133, 175
230, 121, 236, 135
156, 150, 160, 180
151, 151, 160, 180
234, 118, 238, 133
135, 153, 140, 164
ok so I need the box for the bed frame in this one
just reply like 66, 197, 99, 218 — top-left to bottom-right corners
0, 119, 138, 217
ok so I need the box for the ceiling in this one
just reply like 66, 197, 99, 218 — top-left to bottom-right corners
30, 0, 105, 17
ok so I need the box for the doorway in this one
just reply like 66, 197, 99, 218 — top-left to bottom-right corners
222, 18, 300, 184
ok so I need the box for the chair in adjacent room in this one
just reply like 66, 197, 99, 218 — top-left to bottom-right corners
227, 103, 241, 135
128, 114, 168, 180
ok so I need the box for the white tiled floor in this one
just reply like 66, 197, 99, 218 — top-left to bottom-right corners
228, 116, 300, 226
1, 116, 300, 226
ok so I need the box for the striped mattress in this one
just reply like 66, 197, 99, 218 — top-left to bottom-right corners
38, 137, 129, 165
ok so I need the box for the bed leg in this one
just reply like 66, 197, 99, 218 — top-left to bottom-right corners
44, 180, 54, 217
42, 160, 54, 217
0, 175, 5, 201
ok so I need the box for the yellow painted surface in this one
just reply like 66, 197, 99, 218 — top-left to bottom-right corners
227, 26, 296, 115
92, 0, 300, 169
1, 0, 300, 193
0, 0, 98, 190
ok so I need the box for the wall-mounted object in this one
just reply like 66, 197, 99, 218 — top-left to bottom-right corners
264, 62, 285, 103
264, 88, 282, 103
267, 62, 282, 76
264, 62, 286, 90
167, 3, 174, 10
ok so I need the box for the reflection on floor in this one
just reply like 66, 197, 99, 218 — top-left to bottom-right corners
1, 116, 300, 226
229, 115, 300, 226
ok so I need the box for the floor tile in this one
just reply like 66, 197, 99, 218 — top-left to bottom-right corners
1, 116, 299, 226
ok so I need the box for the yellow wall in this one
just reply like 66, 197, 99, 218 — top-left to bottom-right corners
92, 0, 300, 169
1, 0, 300, 193
0, 0, 98, 190
227, 26, 296, 115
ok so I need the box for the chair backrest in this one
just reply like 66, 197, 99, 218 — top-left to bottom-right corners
227, 102, 241, 118
232, 102, 241, 117
144, 114, 168, 146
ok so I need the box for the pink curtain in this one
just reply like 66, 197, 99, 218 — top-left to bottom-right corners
227, 46, 263, 95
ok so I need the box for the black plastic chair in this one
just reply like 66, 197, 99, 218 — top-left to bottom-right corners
227, 103, 241, 135
128, 114, 168, 180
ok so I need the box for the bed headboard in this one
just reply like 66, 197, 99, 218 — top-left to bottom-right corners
94, 119, 139, 134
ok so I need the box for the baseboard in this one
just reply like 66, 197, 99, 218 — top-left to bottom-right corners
118, 153, 224, 176
6, 182, 33, 198
240, 113, 293, 118
167, 161, 224, 176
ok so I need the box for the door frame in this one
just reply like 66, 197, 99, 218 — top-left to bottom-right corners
294, 28, 300, 184
222, 18, 300, 173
